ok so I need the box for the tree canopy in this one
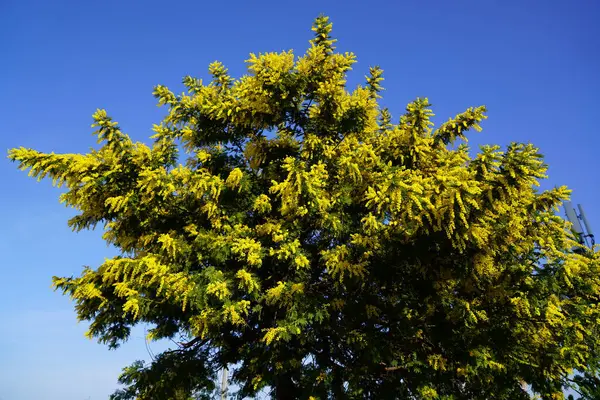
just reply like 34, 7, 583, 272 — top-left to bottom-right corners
9, 15, 600, 400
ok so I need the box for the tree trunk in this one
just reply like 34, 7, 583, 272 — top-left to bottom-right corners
274, 373, 296, 400
220, 367, 228, 400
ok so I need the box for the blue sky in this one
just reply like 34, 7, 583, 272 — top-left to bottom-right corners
1, 0, 599, 398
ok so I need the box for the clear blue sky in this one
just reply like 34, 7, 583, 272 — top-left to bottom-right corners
1, 0, 599, 399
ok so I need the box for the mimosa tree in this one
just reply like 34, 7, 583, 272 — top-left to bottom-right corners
9, 16, 600, 400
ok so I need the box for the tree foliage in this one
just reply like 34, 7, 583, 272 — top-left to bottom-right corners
9, 15, 600, 400
567, 362, 600, 400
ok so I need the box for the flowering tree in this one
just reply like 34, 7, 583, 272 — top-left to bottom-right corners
9, 16, 600, 400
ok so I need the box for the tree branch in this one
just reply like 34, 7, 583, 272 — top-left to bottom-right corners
380, 362, 403, 372
178, 336, 206, 349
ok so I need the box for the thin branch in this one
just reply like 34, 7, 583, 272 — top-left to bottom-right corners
177, 336, 206, 349
143, 327, 156, 361
290, 98, 313, 136
379, 362, 403, 372
384, 366, 403, 372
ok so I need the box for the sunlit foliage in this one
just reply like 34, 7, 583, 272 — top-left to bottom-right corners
9, 15, 600, 400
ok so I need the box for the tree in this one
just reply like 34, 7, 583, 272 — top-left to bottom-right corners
9, 15, 600, 400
